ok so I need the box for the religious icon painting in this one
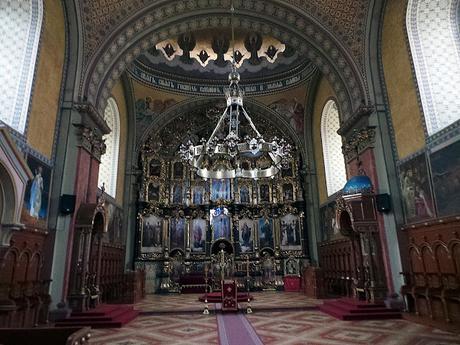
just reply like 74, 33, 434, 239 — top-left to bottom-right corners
170, 217, 186, 250
281, 163, 293, 177
172, 183, 183, 204
210, 207, 231, 241
211, 179, 231, 200
149, 159, 162, 177
430, 140, 460, 217
284, 258, 300, 276
148, 182, 160, 202
239, 185, 250, 204
191, 219, 206, 253
399, 153, 435, 223
282, 183, 294, 202
173, 162, 184, 179
258, 218, 274, 249
141, 215, 163, 253
22, 155, 52, 228
192, 185, 205, 205
259, 184, 270, 203
239, 218, 254, 253
280, 214, 302, 251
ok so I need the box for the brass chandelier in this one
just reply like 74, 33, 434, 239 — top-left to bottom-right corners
178, 2, 292, 180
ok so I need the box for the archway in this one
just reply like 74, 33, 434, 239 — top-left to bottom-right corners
77, 1, 368, 120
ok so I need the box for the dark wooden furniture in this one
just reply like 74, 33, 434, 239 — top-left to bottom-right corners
400, 217, 460, 325
0, 327, 91, 345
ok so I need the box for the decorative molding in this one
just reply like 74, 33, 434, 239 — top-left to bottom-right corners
74, 124, 107, 160
73, 102, 111, 135
342, 126, 376, 162
128, 61, 317, 97
337, 104, 375, 137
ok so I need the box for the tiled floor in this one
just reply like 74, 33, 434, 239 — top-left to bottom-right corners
91, 293, 460, 345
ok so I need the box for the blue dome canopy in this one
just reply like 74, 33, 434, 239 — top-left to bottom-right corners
342, 175, 373, 195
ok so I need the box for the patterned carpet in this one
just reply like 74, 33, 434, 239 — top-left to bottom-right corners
91, 293, 460, 345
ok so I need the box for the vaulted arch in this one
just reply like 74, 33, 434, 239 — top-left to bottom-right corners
77, 1, 368, 122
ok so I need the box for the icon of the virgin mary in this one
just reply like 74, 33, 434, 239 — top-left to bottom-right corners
29, 166, 43, 218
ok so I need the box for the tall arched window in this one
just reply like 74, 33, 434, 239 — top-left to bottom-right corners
407, 0, 460, 135
0, 0, 43, 133
98, 98, 120, 198
321, 100, 347, 196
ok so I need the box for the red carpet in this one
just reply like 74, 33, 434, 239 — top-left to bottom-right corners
198, 292, 253, 303
55, 304, 139, 328
319, 298, 402, 320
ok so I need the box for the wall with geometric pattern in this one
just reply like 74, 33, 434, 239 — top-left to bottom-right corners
0, 0, 42, 134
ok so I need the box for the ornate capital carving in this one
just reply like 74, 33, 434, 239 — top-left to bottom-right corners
342, 126, 376, 162
338, 104, 374, 137
74, 124, 106, 160
74, 102, 110, 135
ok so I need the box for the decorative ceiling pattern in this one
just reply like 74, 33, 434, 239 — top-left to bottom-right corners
78, 0, 368, 121
78, 0, 369, 72
283, 0, 369, 67
79, 0, 150, 68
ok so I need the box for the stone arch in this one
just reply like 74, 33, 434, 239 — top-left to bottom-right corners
0, 161, 17, 226
136, 97, 307, 164
79, 1, 367, 120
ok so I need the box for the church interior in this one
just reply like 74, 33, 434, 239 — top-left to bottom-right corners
1, 0, 460, 344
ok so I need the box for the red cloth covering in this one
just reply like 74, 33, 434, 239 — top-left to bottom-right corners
221, 280, 238, 311
283, 276, 301, 292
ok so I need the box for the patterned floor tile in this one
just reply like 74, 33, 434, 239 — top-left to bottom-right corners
90, 293, 460, 345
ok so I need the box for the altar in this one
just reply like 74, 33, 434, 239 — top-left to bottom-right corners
134, 142, 308, 296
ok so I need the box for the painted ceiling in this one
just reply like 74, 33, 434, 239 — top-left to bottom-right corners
78, 0, 369, 72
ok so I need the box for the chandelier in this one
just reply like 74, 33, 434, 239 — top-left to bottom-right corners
179, 4, 292, 180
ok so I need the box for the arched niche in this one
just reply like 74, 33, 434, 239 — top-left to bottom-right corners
0, 128, 33, 246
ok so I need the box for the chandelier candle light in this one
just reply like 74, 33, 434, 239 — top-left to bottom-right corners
179, 2, 291, 180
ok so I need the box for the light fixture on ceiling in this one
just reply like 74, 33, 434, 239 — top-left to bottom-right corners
178, 2, 292, 180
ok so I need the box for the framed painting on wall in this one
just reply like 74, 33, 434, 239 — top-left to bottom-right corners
280, 214, 302, 251
211, 179, 231, 201
258, 218, 274, 249
211, 207, 231, 240
191, 219, 206, 253
239, 218, 254, 253
430, 139, 460, 217
398, 153, 435, 223
170, 217, 186, 250
22, 155, 52, 228
141, 215, 163, 253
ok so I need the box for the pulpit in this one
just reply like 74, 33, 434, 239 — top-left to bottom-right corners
221, 280, 238, 311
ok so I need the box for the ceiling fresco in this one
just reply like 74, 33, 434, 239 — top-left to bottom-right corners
131, 28, 305, 85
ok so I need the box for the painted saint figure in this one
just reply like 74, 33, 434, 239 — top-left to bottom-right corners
29, 166, 43, 218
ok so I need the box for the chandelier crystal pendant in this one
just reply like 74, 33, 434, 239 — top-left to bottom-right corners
178, 2, 292, 180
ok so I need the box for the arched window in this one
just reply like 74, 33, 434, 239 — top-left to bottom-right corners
407, 0, 460, 135
0, 0, 43, 133
321, 100, 347, 196
98, 98, 120, 198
